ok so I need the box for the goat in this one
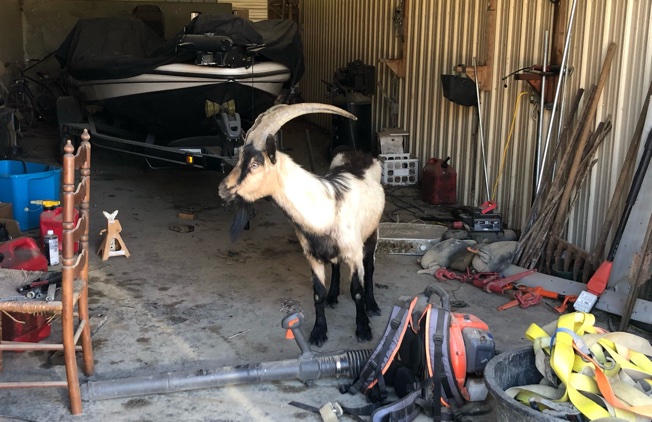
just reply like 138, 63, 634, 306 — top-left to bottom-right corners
218, 103, 385, 347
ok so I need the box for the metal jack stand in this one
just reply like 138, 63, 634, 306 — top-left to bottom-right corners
97, 210, 130, 261
80, 312, 371, 401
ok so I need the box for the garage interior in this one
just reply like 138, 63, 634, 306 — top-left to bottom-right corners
1, 1, 652, 421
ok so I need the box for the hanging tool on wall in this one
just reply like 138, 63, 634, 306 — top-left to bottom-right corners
470, 57, 502, 232
537, 0, 579, 192
500, 0, 578, 196
473, 57, 491, 203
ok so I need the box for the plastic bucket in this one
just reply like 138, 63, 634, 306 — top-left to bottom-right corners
484, 347, 560, 422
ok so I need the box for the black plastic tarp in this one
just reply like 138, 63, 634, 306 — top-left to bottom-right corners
55, 14, 304, 87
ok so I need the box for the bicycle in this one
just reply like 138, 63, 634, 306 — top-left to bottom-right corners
5, 53, 67, 130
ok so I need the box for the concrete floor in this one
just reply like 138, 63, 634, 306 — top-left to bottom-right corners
0, 119, 622, 421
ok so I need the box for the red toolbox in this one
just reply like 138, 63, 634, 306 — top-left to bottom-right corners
2, 313, 52, 343
0, 237, 52, 343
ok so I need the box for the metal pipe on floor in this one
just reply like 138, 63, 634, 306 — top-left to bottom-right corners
80, 313, 371, 402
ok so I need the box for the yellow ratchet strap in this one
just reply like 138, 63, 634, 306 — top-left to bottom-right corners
520, 312, 652, 421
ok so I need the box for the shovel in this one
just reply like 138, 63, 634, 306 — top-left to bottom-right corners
574, 128, 652, 312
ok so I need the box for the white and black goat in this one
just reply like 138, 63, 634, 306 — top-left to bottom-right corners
218, 103, 385, 347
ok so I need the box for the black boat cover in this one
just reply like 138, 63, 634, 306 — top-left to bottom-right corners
55, 14, 304, 87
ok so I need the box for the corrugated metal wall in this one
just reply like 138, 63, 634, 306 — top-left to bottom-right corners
565, 0, 652, 248
157, 0, 268, 21
229, 0, 268, 21
302, 0, 652, 251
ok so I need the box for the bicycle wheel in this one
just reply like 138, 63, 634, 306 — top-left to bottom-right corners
34, 92, 58, 123
7, 85, 35, 129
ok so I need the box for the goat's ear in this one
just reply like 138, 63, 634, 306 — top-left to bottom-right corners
266, 134, 277, 164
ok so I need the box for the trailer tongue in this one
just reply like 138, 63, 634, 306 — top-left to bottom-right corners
58, 96, 240, 172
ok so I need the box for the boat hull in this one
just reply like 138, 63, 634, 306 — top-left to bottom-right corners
68, 62, 291, 141
70, 62, 291, 102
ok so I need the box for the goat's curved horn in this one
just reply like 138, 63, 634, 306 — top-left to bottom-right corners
246, 103, 357, 149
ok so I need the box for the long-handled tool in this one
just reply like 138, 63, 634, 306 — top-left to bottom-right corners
473, 57, 491, 202
575, 128, 652, 312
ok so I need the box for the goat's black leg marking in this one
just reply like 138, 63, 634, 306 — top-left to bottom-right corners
326, 262, 341, 308
351, 271, 372, 342
309, 271, 328, 348
363, 232, 381, 316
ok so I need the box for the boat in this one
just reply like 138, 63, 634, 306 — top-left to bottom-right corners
56, 14, 304, 143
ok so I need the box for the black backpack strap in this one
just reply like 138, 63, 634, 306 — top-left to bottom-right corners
348, 296, 416, 396
355, 310, 401, 396
432, 307, 446, 421
339, 402, 379, 421
370, 390, 422, 422
428, 290, 465, 407
412, 396, 455, 422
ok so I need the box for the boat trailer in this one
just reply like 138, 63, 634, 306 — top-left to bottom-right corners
57, 96, 240, 172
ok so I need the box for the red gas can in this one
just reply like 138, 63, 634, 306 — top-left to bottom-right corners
0, 237, 48, 271
40, 206, 79, 252
421, 157, 457, 205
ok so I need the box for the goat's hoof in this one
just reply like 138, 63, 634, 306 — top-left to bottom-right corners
326, 297, 339, 308
309, 328, 328, 348
356, 326, 373, 342
366, 304, 382, 317
365, 300, 382, 316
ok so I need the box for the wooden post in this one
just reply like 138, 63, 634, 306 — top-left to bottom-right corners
380, 0, 408, 77
551, 0, 568, 65
465, 0, 496, 91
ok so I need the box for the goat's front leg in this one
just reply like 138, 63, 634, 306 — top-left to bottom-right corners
326, 262, 341, 308
363, 231, 381, 316
308, 259, 329, 347
351, 264, 372, 342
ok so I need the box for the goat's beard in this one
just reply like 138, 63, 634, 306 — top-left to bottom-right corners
229, 195, 253, 242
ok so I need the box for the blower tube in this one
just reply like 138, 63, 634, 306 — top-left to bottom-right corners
81, 313, 371, 401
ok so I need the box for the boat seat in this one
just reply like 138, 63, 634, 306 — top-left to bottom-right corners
178, 34, 234, 53
0, 129, 94, 415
